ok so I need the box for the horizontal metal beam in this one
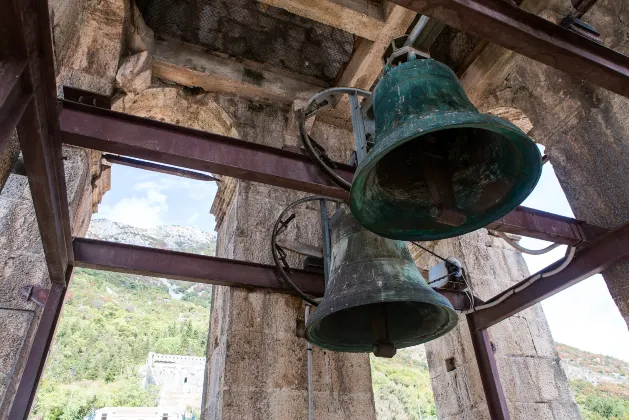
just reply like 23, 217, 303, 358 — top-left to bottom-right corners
390, 0, 629, 98
487, 206, 608, 246
72, 237, 474, 310
469, 221, 629, 330
60, 101, 354, 200
72, 237, 326, 295
102, 154, 221, 182
59, 101, 609, 245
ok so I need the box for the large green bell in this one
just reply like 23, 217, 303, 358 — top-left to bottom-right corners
350, 59, 542, 241
305, 207, 457, 357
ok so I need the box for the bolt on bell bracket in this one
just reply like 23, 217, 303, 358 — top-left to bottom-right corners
382, 34, 431, 68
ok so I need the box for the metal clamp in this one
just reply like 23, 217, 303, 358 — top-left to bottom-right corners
20, 285, 49, 307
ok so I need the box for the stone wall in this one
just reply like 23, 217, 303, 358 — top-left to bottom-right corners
470, 0, 629, 328
206, 98, 376, 420
412, 232, 580, 419
0, 146, 109, 417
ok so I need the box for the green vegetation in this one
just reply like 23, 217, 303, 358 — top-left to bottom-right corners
371, 347, 437, 420
32, 268, 210, 420
571, 380, 629, 420
30, 219, 629, 420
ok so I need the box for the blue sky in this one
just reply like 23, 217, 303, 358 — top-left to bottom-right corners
94, 159, 629, 362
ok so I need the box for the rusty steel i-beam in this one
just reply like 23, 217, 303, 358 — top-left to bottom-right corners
469, 221, 629, 330
71, 237, 477, 311
390, 0, 629, 98
58, 101, 609, 246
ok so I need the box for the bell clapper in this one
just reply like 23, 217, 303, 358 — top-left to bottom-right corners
420, 137, 467, 227
369, 303, 397, 358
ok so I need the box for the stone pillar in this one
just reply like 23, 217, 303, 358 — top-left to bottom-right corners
412, 232, 580, 419
206, 98, 376, 420
471, 0, 629, 328
0, 147, 109, 417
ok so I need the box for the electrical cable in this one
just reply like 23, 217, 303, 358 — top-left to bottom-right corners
411, 241, 448, 262
497, 231, 561, 255
271, 196, 341, 306
462, 246, 576, 314
298, 87, 371, 191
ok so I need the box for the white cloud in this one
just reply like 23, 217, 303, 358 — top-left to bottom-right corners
95, 169, 218, 230
185, 211, 200, 227
95, 178, 168, 229
96, 196, 167, 228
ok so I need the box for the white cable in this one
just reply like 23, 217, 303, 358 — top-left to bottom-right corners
462, 246, 576, 314
497, 231, 561, 255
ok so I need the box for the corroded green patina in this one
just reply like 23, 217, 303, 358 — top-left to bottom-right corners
350, 58, 542, 241
305, 208, 457, 353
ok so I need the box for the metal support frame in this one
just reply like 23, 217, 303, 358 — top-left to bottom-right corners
73, 237, 476, 311
102, 154, 221, 183
59, 100, 608, 246
9, 280, 69, 418
390, 0, 629, 98
60, 100, 354, 200
6, 0, 629, 417
467, 315, 511, 420
469, 221, 629, 330
73, 237, 325, 296
5, 0, 74, 286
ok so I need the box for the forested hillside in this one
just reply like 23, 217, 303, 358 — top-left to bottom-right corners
31, 220, 629, 420
32, 221, 215, 419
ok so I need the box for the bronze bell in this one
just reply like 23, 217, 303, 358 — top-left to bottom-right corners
305, 207, 458, 357
350, 58, 542, 241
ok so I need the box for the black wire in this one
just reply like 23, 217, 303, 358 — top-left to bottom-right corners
427, 274, 449, 285
411, 241, 448, 262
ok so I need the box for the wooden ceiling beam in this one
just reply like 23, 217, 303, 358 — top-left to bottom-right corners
153, 40, 324, 105
258, 0, 386, 41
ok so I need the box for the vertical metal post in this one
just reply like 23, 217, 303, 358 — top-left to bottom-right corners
348, 93, 368, 164
467, 314, 510, 420
10, 278, 70, 419
320, 199, 331, 286
305, 305, 314, 420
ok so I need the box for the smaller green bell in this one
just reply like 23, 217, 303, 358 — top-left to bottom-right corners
350, 59, 542, 241
305, 207, 457, 357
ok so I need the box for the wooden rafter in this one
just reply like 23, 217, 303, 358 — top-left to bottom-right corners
258, 0, 386, 41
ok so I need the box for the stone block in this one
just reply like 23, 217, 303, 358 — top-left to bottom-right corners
0, 199, 43, 256
1, 174, 31, 202
0, 134, 20, 193
549, 401, 582, 420
497, 356, 574, 403
510, 402, 555, 420
0, 251, 48, 311
0, 310, 34, 399
490, 316, 538, 357
127, 3, 155, 54
116, 52, 152, 94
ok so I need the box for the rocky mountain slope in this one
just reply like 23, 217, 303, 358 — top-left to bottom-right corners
88, 218, 217, 255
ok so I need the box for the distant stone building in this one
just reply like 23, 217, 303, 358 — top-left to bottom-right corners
145, 353, 206, 413
92, 407, 182, 420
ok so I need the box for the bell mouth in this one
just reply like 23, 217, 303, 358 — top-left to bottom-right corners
305, 300, 458, 353
350, 112, 542, 241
